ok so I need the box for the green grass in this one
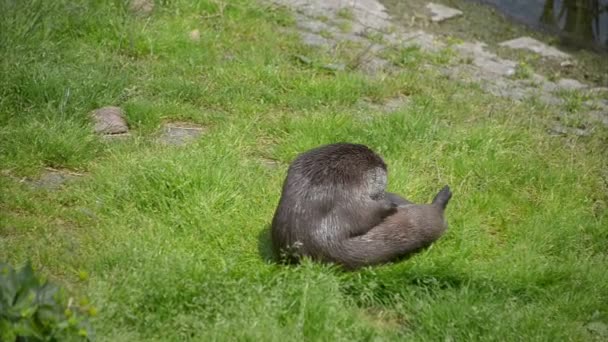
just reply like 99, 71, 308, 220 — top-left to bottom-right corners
1, 0, 607, 341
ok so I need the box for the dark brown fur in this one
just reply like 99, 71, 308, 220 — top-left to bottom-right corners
270, 143, 452, 269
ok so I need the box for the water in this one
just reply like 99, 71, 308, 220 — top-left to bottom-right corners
467, 0, 608, 51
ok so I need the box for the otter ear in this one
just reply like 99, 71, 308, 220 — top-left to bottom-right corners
432, 185, 452, 210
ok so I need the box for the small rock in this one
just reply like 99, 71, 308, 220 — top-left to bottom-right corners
295, 18, 333, 34
588, 87, 608, 95
299, 31, 333, 47
560, 60, 575, 68
90, 106, 129, 135
426, 3, 463, 22
588, 110, 608, 126
499, 37, 570, 59
321, 63, 346, 72
538, 93, 563, 106
294, 54, 313, 66
549, 123, 591, 137
358, 56, 390, 74
160, 122, 207, 146
454, 42, 517, 76
557, 78, 587, 91
130, 0, 154, 15
28, 170, 79, 190
585, 321, 608, 337
189, 29, 200, 42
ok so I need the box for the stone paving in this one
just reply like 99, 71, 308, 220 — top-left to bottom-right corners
269, 0, 608, 133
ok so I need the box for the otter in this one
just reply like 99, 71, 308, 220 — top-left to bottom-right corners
270, 142, 452, 270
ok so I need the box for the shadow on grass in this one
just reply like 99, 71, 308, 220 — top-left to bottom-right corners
340, 265, 542, 306
257, 224, 277, 264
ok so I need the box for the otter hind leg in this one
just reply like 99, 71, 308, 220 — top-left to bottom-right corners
385, 192, 412, 207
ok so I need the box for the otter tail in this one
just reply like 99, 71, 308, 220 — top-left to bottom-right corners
432, 185, 452, 210
327, 206, 449, 269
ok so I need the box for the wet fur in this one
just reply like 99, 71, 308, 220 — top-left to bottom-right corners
270, 143, 452, 269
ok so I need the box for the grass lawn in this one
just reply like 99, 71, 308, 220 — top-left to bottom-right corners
1, 0, 607, 340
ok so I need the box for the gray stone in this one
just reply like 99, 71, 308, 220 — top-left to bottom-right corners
91, 106, 129, 135
382, 96, 410, 112
454, 42, 516, 76
295, 17, 333, 34
321, 63, 346, 72
537, 93, 563, 106
588, 110, 608, 126
556, 78, 587, 91
499, 37, 570, 59
588, 87, 608, 95
130, 0, 154, 15
426, 3, 463, 22
189, 29, 200, 42
549, 123, 591, 137
28, 170, 80, 190
160, 122, 207, 146
560, 60, 575, 68
300, 31, 333, 47
271, 0, 392, 32
585, 321, 608, 337
401, 30, 443, 51
358, 56, 390, 74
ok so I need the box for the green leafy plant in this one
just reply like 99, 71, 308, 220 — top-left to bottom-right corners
0, 262, 95, 342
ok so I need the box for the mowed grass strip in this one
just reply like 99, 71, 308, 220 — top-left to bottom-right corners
1, 0, 607, 341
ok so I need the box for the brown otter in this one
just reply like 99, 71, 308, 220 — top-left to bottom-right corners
270, 142, 451, 269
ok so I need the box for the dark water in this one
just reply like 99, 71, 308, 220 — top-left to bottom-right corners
468, 0, 608, 51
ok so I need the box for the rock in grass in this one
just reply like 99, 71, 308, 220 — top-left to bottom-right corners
426, 3, 463, 22
130, 0, 154, 15
90, 106, 129, 135
189, 29, 201, 42
585, 321, 608, 337
556, 78, 587, 91
27, 170, 80, 190
498, 37, 570, 59
160, 122, 207, 146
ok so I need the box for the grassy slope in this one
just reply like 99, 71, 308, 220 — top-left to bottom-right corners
1, 0, 607, 340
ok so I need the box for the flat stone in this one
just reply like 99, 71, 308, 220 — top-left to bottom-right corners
358, 56, 390, 74
499, 37, 570, 59
400, 30, 443, 51
27, 170, 80, 190
299, 31, 333, 47
588, 87, 608, 95
382, 96, 410, 112
90, 106, 129, 135
129, 0, 154, 15
294, 17, 333, 34
585, 321, 608, 337
588, 110, 608, 126
271, 0, 392, 31
549, 123, 591, 137
556, 78, 587, 91
321, 63, 346, 72
426, 3, 463, 22
189, 29, 200, 42
454, 42, 516, 76
160, 122, 207, 146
